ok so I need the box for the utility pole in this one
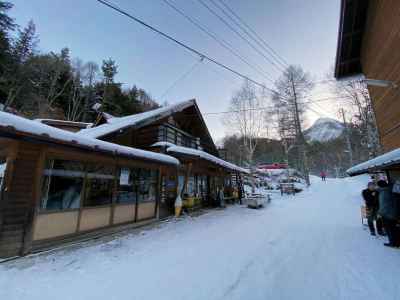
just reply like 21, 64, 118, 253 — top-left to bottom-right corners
290, 74, 310, 186
340, 108, 353, 167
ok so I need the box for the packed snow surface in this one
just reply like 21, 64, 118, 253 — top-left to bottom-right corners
305, 117, 344, 142
2, 176, 400, 300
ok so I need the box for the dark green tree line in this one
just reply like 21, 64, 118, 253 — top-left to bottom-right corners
0, 1, 159, 121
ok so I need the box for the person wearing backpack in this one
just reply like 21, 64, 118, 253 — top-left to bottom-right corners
377, 180, 399, 248
362, 182, 384, 236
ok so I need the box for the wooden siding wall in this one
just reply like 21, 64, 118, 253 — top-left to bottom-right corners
0, 141, 42, 257
361, 0, 400, 151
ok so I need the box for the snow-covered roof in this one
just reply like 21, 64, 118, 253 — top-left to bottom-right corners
0, 112, 179, 166
166, 145, 249, 174
78, 100, 195, 138
347, 148, 400, 176
151, 141, 177, 148
35, 119, 93, 128
101, 112, 117, 123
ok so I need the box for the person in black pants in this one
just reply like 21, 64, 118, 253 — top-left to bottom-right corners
362, 182, 384, 236
377, 180, 399, 248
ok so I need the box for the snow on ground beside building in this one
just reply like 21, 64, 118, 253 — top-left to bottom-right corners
2, 175, 400, 300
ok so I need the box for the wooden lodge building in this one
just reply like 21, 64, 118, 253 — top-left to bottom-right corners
0, 99, 247, 258
335, 0, 400, 181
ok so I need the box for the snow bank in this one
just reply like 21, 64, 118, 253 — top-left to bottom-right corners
0, 112, 179, 166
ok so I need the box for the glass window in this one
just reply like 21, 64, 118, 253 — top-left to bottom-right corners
84, 164, 115, 207
40, 160, 85, 211
186, 176, 196, 197
178, 175, 185, 196
0, 157, 7, 192
115, 167, 159, 204
137, 169, 158, 203
116, 167, 138, 204
197, 175, 207, 197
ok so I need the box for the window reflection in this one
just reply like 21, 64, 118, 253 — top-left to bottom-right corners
41, 160, 84, 211
0, 157, 7, 193
116, 168, 159, 204
116, 167, 137, 204
84, 164, 115, 207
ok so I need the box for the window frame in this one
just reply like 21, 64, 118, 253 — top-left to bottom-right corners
83, 163, 117, 208
37, 154, 161, 217
39, 159, 87, 213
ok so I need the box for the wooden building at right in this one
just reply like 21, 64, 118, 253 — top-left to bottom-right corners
335, 0, 400, 180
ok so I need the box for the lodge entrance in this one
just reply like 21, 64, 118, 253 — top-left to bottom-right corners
159, 175, 176, 219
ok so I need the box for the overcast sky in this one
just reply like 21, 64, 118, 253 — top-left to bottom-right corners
10, 0, 343, 141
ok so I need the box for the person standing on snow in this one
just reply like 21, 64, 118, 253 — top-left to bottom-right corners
362, 182, 384, 236
377, 180, 399, 248
320, 171, 326, 181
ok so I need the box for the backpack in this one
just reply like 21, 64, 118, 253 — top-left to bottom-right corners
391, 180, 400, 218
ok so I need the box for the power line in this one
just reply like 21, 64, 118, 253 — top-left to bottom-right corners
218, 0, 289, 67
214, 0, 288, 69
159, 57, 204, 100
203, 60, 242, 86
197, 0, 285, 73
95, 0, 278, 93
299, 95, 352, 104
201, 95, 352, 116
161, 0, 275, 84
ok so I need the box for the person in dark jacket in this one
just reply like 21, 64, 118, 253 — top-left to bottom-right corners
377, 180, 399, 247
362, 182, 384, 236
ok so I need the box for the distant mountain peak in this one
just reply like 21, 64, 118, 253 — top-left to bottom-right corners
305, 118, 344, 142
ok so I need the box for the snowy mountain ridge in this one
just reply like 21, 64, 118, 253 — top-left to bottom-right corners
305, 117, 344, 142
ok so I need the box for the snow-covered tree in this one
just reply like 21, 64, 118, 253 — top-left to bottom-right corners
225, 80, 269, 167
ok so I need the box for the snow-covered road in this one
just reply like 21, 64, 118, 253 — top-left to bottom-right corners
1, 176, 400, 300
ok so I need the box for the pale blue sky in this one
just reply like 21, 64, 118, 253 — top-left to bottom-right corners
10, 0, 341, 141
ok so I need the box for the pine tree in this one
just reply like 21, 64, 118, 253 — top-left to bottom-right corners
0, 1, 15, 102
3, 20, 38, 110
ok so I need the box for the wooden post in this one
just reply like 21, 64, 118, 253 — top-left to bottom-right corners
21, 146, 46, 255
0, 142, 18, 237
110, 158, 118, 226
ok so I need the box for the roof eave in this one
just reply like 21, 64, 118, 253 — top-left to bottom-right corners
0, 126, 179, 167
334, 0, 370, 79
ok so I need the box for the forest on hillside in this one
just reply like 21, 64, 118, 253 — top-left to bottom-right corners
0, 1, 159, 122
222, 127, 370, 177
